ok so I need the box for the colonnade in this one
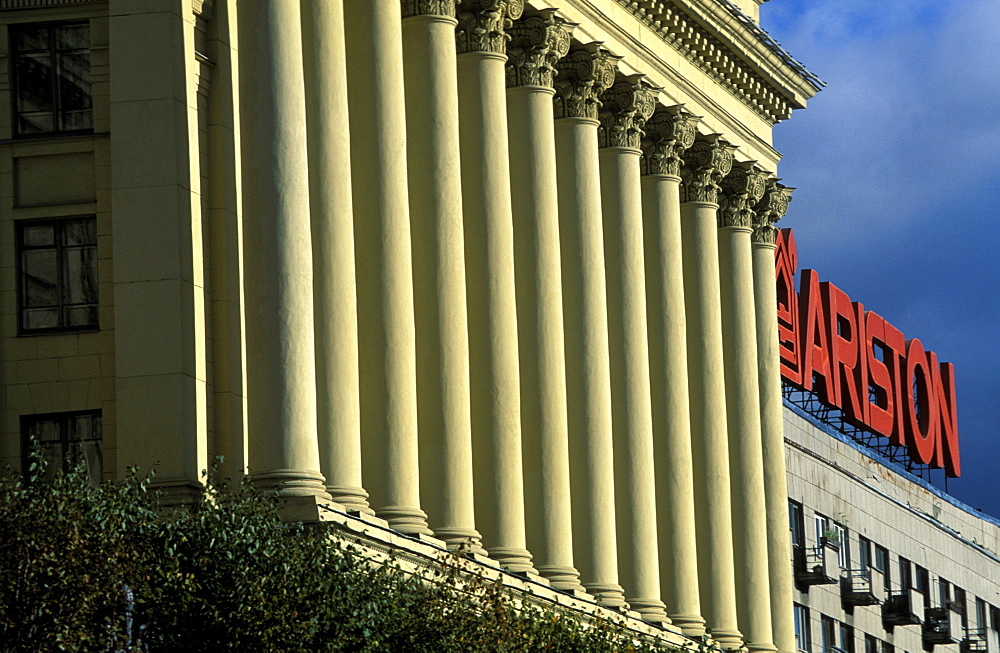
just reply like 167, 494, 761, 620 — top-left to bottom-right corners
236, 1, 794, 651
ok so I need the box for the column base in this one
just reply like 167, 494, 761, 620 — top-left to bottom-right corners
584, 582, 628, 609
433, 526, 485, 554
327, 484, 374, 516
746, 641, 779, 653
669, 613, 707, 639
707, 627, 745, 651
627, 597, 671, 625
251, 469, 332, 499
486, 545, 535, 575
535, 564, 586, 594
152, 479, 204, 507
375, 504, 433, 536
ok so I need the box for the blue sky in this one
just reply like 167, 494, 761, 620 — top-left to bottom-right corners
760, 0, 1000, 517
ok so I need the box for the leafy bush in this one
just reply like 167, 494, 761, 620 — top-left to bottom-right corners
0, 462, 681, 652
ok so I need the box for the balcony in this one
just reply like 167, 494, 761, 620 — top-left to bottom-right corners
841, 568, 883, 606
924, 606, 961, 645
960, 628, 988, 653
882, 588, 923, 626
793, 541, 840, 587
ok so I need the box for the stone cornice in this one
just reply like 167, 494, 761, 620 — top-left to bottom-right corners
609, 0, 822, 123
402, 0, 457, 19
719, 161, 768, 229
553, 43, 620, 120
597, 75, 656, 149
679, 135, 735, 204
751, 180, 792, 246
505, 10, 574, 89
640, 105, 699, 178
456, 0, 525, 55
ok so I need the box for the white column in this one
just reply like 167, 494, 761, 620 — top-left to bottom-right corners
301, 0, 368, 514
718, 162, 776, 653
506, 11, 582, 590
344, 0, 430, 535
752, 182, 797, 653
238, 0, 328, 501
456, 0, 533, 573
402, 0, 482, 550
679, 136, 743, 650
597, 76, 667, 624
640, 106, 706, 637
553, 44, 627, 608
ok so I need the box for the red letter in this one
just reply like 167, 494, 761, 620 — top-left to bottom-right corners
822, 282, 867, 425
904, 339, 937, 465
928, 352, 961, 477
799, 269, 834, 405
775, 229, 801, 385
864, 311, 895, 439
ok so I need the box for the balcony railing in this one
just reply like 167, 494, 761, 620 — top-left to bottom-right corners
882, 588, 922, 626
924, 606, 961, 645
793, 542, 840, 588
960, 628, 988, 653
841, 567, 883, 606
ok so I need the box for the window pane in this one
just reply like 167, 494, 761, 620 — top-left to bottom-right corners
63, 219, 96, 246
16, 26, 50, 52
18, 112, 55, 134
23, 224, 55, 247
27, 419, 61, 443
56, 24, 89, 50
57, 51, 91, 112
78, 440, 103, 485
23, 249, 59, 307
64, 305, 97, 327
16, 53, 54, 113
24, 308, 59, 330
39, 442, 64, 481
70, 413, 101, 442
62, 246, 98, 304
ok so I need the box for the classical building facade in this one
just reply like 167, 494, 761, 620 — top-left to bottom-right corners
5, 1, 998, 652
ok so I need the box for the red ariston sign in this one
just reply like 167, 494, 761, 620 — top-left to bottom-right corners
775, 229, 960, 477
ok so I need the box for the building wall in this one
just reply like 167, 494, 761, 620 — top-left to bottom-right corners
786, 405, 1000, 652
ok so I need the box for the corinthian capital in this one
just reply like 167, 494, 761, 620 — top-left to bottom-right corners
401, 0, 456, 18
597, 75, 657, 149
505, 10, 574, 89
456, 0, 525, 55
640, 105, 699, 177
552, 43, 620, 120
679, 135, 736, 204
751, 180, 793, 246
718, 161, 769, 228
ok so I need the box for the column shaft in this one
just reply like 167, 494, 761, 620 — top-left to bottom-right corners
754, 186, 796, 653
402, 6, 481, 549
239, 0, 327, 499
641, 157, 705, 633
719, 225, 776, 653
302, 0, 367, 513
597, 75, 665, 622
345, 0, 429, 534
506, 11, 579, 590
456, 0, 532, 572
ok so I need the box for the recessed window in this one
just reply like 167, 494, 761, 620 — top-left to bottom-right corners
794, 604, 811, 652
17, 217, 98, 334
21, 410, 102, 484
11, 21, 92, 136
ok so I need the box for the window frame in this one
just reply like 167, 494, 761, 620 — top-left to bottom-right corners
16, 216, 99, 335
9, 20, 93, 139
20, 409, 102, 484
794, 603, 812, 653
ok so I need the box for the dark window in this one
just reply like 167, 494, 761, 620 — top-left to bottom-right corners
858, 536, 871, 570
976, 598, 987, 631
882, 643, 894, 653
914, 565, 929, 594
820, 615, 836, 653
11, 22, 92, 136
790, 500, 805, 547
794, 604, 811, 652
21, 410, 102, 484
899, 557, 911, 591
17, 217, 98, 333
838, 623, 855, 653
991, 605, 1000, 633
864, 635, 878, 653
955, 587, 968, 628
939, 578, 951, 606
874, 545, 890, 587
